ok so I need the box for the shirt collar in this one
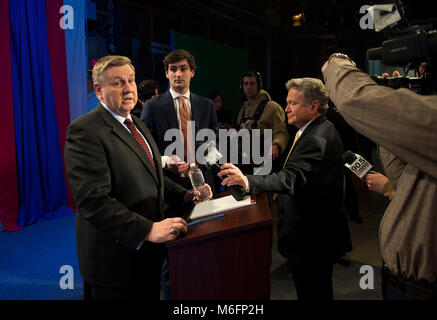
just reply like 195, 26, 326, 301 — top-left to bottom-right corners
169, 87, 190, 101
100, 101, 132, 125
299, 118, 316, 136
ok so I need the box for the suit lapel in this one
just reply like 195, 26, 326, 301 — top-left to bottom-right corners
132, 116, 164, 189
97, 104, 159, 185
190, 93, 200, 127
294, 115, 326, 147
285, 115, 326, 164
162, 91, 179, 130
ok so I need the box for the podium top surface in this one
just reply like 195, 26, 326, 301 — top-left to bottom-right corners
166, 192, 272, 247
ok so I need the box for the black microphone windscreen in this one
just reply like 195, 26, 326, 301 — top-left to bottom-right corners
341, 151, 356, 165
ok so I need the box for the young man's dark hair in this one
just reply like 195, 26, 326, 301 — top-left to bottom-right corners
163, 49, 197, 71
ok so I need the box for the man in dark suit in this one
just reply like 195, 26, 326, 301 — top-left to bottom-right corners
219, 78, 351, 300
140, 49, 218, 195
64, 55, 209, 300
140, 49, 219, 300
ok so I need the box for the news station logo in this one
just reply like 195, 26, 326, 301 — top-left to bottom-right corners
349, 156, 372, 179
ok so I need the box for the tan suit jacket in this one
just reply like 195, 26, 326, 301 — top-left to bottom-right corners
323, 60, 437, 281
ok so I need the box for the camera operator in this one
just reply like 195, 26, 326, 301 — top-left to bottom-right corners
322, 55, 437, 300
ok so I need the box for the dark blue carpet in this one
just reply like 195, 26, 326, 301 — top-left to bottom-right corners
0, 213, 83, 300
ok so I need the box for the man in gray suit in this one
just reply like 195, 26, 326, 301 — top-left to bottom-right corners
219, 78, 351, 300
64, 55, 209, 300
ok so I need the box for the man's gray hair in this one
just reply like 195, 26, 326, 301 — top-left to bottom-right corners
285, 78, 329, 114
92, 55, 135, 84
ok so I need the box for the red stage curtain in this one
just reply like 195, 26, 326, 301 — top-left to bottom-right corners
0, 0, 20, 231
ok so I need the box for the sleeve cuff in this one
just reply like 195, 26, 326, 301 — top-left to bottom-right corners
161, 155, 169, 169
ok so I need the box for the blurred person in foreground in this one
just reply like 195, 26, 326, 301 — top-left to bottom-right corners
322, 53, 437, 300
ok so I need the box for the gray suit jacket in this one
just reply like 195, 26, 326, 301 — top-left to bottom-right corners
64, 103, 187, 286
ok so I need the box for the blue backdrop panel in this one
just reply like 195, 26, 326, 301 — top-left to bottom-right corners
64, 0, 88, 121
9, 0, 71, 227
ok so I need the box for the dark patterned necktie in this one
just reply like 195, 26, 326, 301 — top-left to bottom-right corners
124, 118, 155, 167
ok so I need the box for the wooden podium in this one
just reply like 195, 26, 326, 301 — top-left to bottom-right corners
166, 192, 272, 300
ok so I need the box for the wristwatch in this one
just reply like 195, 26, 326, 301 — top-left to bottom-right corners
328, 52, 354, 64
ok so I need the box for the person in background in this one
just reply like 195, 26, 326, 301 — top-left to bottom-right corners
208, 90, 233, 130
237, 71, 289, 168
140, 49, 218, 300
140, 49, 218, 195
131, 79, 159, 118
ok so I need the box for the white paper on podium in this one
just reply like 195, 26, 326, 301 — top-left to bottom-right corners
189, 195, 255, 220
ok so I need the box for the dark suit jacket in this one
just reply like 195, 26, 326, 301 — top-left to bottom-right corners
64, 103, 187, 287
140, 90, 219, 193
247, 115, 350, 264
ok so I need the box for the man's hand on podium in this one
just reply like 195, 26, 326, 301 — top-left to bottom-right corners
217, 163, 249, 192
146, 217, 188, 243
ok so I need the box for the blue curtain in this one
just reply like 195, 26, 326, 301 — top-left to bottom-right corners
9, 0, 71, 227
64, 0, 88, 121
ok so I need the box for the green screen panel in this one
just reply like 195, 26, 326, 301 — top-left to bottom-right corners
171, 31, 248, 127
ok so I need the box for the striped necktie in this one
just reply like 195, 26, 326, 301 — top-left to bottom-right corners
177, 96, 192, 162
124, 118, 155, 167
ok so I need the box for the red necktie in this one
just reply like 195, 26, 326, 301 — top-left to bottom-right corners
124, 118, 155, 167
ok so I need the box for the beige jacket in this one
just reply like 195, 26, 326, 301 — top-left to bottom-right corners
323, 59, 437, 282
237, 89, 289, 154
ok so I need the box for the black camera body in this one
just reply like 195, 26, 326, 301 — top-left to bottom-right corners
367, 28, 437, 66
370, 75, 434, 95
367, 26, 437, 94
366, 1, 437, 94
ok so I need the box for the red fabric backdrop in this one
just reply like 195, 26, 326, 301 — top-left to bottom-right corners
0, 0, 20, 231
0, 0, 77, 231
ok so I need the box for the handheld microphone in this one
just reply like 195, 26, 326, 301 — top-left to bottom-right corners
203, 141, 246, 201
342, 151, 373, 179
